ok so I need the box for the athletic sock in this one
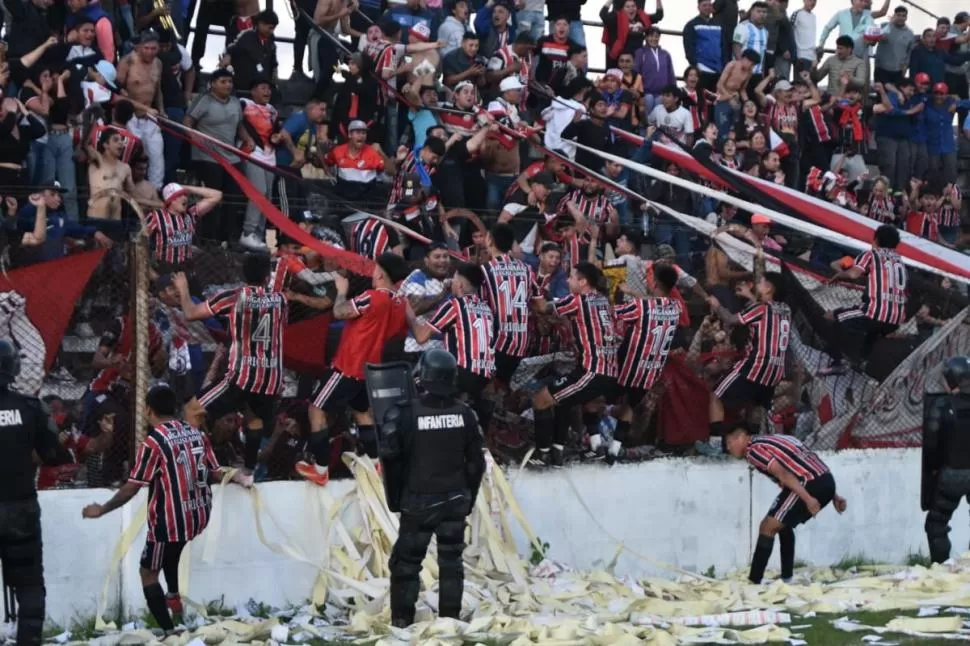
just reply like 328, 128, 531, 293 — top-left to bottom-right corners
143, 583, 175, 631
534, 408, 554, 449
614, 420, 631, 444
309, 431, 331, 467
553, 406, 571, 445
779, 527, 795, 581
748, 534, 775, 584
244, 428, 262, 469
357, 424, 379, 458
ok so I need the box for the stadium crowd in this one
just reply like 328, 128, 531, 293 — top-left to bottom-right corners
0, 0, 968, 487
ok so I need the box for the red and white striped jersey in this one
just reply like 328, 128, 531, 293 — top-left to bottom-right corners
427, 293, 496, 378
350, 219, 399, 259
615, 297, 681, 390
551, 291, 618, 377
745, 435, 829, 484
736, 301, 791, 387
129, 419, 220, 542
480, 254, 540, 357
203, 286, 288, 395
856, 248, 907, 325
144, 205, 199, 266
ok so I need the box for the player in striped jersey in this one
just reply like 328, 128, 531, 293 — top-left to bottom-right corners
174, 254, 287, 470
708, 268, 791, 440
823, 224, 907, 375
724, 425, 846, 583
388, 139, 445, 208
530, 261, 618, 467
605, 264, 681, 461
82, 385, 252, 633
480, 224, 540, 387
408, 263, 497, 431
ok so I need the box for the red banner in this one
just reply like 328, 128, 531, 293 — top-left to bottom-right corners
0, 250, 107, 394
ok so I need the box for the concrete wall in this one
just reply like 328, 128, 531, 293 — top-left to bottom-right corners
19, 449, 958, 628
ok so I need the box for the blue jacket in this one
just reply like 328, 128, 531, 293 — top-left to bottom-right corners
909, 44, 970, 84
683, 16, 724, 73
16, 205, 96, 264
905, 94, 929, 143
381, 6, 439, 44
473, 4, 518, 58
925, 99, 958, 156
873, 92, 912, 140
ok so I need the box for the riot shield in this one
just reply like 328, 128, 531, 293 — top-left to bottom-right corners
365, 362, 416, 433
922, 393, 949, 512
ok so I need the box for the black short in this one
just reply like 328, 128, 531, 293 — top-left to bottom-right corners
310, 368, 369, 414
456, 366, 488, 397
494, 352, 522, 384
714, 368, 776, 410
833, 307, 898, 338
198, 378, 278, 429
139, 540, 186, 572
768, 472, 836, 528
547, 370, 615, 407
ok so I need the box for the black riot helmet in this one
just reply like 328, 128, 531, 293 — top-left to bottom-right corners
0, 340, 20, 388
416, 349, 458, 396
944, 356, 970, 392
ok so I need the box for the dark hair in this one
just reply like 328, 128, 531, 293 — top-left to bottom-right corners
113, 99, 135, 124
646, 26, 661, 36
424, 137, 447, 157
97, 126, 119, 152
573, 261, 606, 292
565, 76, 592, 98
147, 384, 177, 417
835, 35, 854, 49
426, 124, 445, 138
653, 263, 678, 293
425, 241, 449, 255
899, 78, 915, 88
742, 49, 761, 64
568, 43, 587, 57
662, 84, 682, 99
763, 272, 785, 301
376, 251, 410, 283
489, 223, 516, 252
456, 262, 484, 290
539, 241, 562, 255
619, 227, 643, 250
727, 423, 754, 437
242, 252, 272, 285
552, 15, 570, 24
461, 31, 479, 40
514, 32, 535, 46
875, 223, 901, 249
749, 1, 768, 10
382, 20, 402, 37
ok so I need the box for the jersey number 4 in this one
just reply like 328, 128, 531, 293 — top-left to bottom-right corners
253, 313, 272, 346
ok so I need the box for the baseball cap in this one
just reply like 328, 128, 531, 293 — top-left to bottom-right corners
957, 11, 970, 24
655, 244, 676, 259
153, 273, 174, 293
499, 76, 524, 92
162, 183, 188, 206
409, 22, 431, 42
773, 80, 792, 91
41, 181, 67, 193
605, 68, 623, 80
296, 210, 322, 223
751, 214, 772, 225
933, 81, 949, 94
348, 119, 369, 132
915, 72, 931, 85
94, 60, 118, 90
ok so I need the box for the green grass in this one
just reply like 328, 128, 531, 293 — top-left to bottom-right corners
832, 554, 880, 571
906, 552, 933, 567
795, 610, 963, 645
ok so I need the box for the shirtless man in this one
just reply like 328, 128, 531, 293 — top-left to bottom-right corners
85, 128, 139, 222
712, 49, 760, 143
117, 31, 164, 189
312, 0, 361, 94
129, 156, 163, 208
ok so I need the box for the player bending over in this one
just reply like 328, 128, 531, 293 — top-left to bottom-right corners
724, 425, 846, 583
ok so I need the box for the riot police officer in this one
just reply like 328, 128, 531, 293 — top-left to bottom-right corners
0, 340, 62, 645
381, 349, 486, 628
924, 356, 970, 564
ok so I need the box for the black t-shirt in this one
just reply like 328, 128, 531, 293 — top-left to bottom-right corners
501, 188, 551, 243
442, 50, 476, 81
433, 138, 472, 208
159, 45, 190, 110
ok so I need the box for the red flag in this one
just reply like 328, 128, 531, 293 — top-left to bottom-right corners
283, 314, 333, 377
0, 251, 107, 394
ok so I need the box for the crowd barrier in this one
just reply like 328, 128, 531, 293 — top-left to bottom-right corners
28, 447, 949, 628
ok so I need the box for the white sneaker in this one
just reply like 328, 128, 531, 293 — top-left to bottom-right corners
239, 234, 267, 251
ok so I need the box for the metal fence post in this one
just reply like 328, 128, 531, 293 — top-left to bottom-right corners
132, 236, 151, 450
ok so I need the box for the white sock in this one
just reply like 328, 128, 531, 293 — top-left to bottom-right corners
552, 443, 564, 451
589, 435, 602, 451
608, 440, 622, 456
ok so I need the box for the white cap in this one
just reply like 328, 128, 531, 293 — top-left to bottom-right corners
162, 182, 188, 206
499, 76, 524, 92
348, 119, 369, 132
94, 60, 118, 89
409, 22, 431, 42
773, 80, 792, 92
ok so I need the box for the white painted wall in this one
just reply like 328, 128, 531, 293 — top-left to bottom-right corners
15, 449, 964, 628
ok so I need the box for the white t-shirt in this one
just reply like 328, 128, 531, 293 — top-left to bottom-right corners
791, 9, 817, 62
647, 105, 695, 144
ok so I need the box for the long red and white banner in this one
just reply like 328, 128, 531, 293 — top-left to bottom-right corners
610, 128, 970, 283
